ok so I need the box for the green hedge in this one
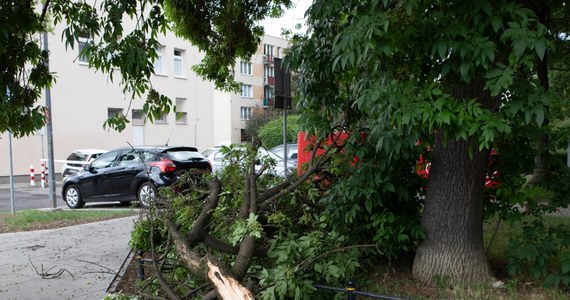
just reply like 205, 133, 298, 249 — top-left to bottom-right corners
258, 115, 300, 149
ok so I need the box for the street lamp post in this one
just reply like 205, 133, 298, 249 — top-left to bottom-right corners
43, 31, 57, 208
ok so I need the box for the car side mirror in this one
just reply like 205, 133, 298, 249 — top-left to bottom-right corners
84, 164, 96, 172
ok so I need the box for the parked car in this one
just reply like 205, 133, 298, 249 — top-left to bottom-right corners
61, 146, 211, 209
201, 147, 225, 174
270, 143, 298, 165
61, 149, 107, 178
201, 146, 295, 177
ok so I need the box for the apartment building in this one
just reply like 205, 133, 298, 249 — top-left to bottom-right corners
0, 24, 288, 177
213, 35, 289, 144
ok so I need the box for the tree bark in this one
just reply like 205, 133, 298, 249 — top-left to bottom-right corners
412, 134, 494, 284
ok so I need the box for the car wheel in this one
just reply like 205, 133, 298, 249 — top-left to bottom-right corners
138, 182, 156, 209
64, 185, 84, 209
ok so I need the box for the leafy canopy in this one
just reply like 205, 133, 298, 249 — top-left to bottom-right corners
1, 0, 292, 135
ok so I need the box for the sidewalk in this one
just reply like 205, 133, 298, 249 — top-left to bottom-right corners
0, 216, 138, 300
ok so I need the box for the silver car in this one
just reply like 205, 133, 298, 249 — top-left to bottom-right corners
269, 143, 298, 166
61, 149, 107, 178
202, 146, 295, 177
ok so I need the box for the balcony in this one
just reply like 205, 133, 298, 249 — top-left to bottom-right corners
263, 76, 274, 86
263, 98, 273, 107
263, 55, 273, 64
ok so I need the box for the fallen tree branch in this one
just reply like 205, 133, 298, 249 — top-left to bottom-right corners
202, 233, 268, 257
29, 256, 74, 279
75, 259, 116, 274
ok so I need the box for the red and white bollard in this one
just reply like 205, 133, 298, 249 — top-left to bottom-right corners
30, 164, 35, 186
41, 163, 46, 188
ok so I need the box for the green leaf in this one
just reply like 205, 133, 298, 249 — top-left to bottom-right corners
459, 62, 469, 80
437, 42, 447, 60
491, 16, 502, 33
314, 263, 323, 273
513, 40, 526, 60
535, 108, 545, 126
525, 110, 532, 124
328, 265, 340, 277
535, 39, 546, 60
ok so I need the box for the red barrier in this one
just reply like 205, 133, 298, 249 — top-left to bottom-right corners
299, 132, 499, 188
297, 131, 366, 175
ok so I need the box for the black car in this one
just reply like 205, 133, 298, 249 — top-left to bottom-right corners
61, 146, 211, 209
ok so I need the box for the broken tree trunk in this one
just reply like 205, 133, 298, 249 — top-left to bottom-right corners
207, 260, 255, 300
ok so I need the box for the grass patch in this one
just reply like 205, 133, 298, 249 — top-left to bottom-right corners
0, 209, 138, 233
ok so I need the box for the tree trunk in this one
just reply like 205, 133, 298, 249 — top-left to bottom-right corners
412, 134, 494, 284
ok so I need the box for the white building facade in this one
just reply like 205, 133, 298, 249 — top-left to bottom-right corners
0, 19, 288, 177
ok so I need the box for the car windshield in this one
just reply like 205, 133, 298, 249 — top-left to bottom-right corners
166, 150, 205, 161
67, 152, 88, 161
201, 148, 219, 157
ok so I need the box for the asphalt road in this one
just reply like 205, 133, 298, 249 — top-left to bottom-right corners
0, 183, 135, 212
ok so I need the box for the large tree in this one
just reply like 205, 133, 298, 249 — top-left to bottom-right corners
3, 0, 567, 293
287, 0, 554, 284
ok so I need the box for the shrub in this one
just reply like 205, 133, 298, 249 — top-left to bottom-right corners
258, 115, 300, 148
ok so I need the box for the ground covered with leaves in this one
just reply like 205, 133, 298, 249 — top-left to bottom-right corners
110, 254, 570, 299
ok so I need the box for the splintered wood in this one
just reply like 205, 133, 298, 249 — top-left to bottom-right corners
207, 260, 254, 300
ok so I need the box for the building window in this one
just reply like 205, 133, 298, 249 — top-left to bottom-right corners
132, 109, 145, 126
264, 86, 273, 99
108, 108, 123, 119
175, 98, 187, 125
264, 66, 274, 84
78, 37, 91, 63
241, 84, 252, 98
241, 129, 252, 142
154, 46, 165, 75
173, 49, 184, 77
155, 113, 167, 124
176, 112, 188, 124
264, 44, 273, 56
240, 61, 252, 75
175, 97, 186, 110
240, 107, 252, 120
264, 66, 274, 77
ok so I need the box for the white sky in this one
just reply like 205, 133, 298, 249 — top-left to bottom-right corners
261, 0, 312, 37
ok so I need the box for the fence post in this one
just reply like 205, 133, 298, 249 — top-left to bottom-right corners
346, 280, 356, 300
137, 250, 145, 279
40, 163, 46, 188
29, 165, 35, 186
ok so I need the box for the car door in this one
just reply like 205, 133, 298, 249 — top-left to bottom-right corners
79, 150, 120, 199
109, 149, 145, 197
